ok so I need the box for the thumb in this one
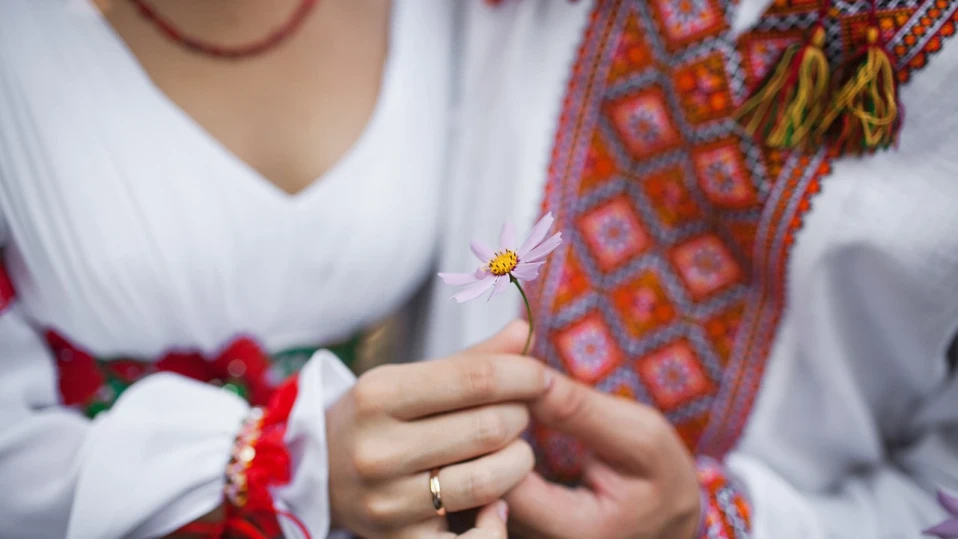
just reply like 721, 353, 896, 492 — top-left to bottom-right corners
468, 319, 534, 356
530, 371, 659, 474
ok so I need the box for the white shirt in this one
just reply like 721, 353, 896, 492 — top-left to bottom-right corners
426, 1, 958, 537
0, 0, 452, 537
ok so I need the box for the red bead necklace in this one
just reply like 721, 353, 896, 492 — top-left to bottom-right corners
131, 0, 319, 60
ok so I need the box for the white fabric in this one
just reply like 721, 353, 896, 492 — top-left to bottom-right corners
0, 0, 452, 537
428, 1, 958, 537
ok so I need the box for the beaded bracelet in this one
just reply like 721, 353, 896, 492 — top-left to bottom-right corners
225, 407, 267, 508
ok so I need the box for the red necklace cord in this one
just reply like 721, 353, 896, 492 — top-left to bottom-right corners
130, 0, 319, 59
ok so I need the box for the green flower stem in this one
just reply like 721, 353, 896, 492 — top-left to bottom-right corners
510, 276, 534, 355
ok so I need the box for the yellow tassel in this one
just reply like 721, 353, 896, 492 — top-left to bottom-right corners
734, 26, 830, 150
820, 27, 901, 154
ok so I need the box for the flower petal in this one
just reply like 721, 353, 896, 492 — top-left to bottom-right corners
940, 490, 958, 517
499, 220, 516, 251
438, 272, 480, 286
521, 232, 562, 263
924, 518, 958, 538
511, 261, 544, 282
471, 240, 495, 263
488, 276, 509, 301
451, 275, 496, 303
518, 212, 555, 258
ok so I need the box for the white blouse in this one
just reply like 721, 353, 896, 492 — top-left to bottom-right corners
0, 0, 452, 537
427, 1, 958, 538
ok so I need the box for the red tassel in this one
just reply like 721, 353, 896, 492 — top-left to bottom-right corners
820, 26, 902, 155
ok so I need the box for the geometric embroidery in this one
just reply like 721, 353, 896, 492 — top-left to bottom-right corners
528, 0, 958, 484
670, 234, 743, 300
606, 88, 684, 160
697, 456, 752, 538
578, 195, 651, 272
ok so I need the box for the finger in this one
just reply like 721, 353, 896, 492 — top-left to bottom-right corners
385, 439, 534, 524
504, 472, 603, 539
397, 502, 508, 539
395, 403, 529, 474
467, 320, 534, 355
382, 353, 551, 420
529, 371, 663, 473
395, 517, 447, 539
418, 501, 508, 539
456, 500, 509, 539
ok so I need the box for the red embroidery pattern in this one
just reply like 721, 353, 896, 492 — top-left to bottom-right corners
697, 456, 751, 538
528, 0, 958, 485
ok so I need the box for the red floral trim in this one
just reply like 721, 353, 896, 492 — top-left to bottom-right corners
697, 457, 752, 539
178, 377, 310, 539
48, 331, 279, 415
0, 256, 15, 314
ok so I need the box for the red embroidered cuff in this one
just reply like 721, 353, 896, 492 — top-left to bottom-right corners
696, 456, 752, 539
178, 377, 309, 539
0, 257, 16, 314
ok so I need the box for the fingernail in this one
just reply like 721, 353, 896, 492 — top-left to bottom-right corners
496, 501, 509, 523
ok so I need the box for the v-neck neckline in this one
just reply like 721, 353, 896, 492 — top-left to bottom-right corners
80, 0, 400, 207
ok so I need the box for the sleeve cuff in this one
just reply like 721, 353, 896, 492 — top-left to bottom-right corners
68, 373, 249, 539
273, 350, 356, 538
177, 349, 356, 539
696, 456, 753, 539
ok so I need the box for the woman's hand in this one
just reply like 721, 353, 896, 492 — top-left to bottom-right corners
326, 321, 549, 538
504, 372, 701, 539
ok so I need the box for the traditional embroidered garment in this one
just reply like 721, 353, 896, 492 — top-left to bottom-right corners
0, 0, 452, 537
428, 0, 958, 537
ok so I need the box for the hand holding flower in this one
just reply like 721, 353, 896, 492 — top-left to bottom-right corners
504, 371, 702, 539
325, 321, 550, 538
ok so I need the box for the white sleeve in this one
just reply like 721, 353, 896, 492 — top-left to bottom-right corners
723, 241, 958, 538
727, 373, 958, 539
0, 298, 355, 539
0, 300, 248, 538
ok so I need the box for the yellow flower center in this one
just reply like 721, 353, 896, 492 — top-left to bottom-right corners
488, 250, 518, 276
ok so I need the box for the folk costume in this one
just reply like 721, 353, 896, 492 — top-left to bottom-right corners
0, 1, 452, 537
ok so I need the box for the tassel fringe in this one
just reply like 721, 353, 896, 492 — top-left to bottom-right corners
820, 27, 902, 154
735, 26, 830, 150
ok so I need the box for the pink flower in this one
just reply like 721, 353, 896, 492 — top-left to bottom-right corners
439, 212, 562, 303
925, 490, 958, 538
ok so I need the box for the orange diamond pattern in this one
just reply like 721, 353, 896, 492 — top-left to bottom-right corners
527, 0, 958, 494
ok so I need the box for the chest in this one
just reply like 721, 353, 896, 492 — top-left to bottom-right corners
98, 0, 391, 196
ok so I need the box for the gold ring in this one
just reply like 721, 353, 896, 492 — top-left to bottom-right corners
429, 468, 446, 516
